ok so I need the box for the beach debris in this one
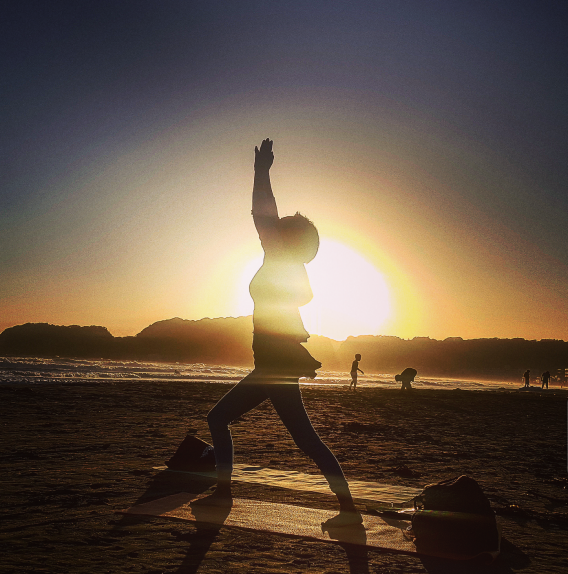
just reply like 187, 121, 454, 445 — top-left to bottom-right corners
410, 475, 500, 560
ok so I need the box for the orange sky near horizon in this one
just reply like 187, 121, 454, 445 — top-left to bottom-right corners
2, 3, 567, 343
2, 111, 566, 342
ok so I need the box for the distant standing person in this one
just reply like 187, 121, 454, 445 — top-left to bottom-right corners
523, 370, 530, 388
541, 371, 550, 390
349, 354, 364, 391
396, 367, 417, 391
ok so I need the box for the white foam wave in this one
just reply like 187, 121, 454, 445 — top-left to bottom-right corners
0, 357, 522, 390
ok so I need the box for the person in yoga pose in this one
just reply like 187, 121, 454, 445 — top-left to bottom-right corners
207, 139, 360, 523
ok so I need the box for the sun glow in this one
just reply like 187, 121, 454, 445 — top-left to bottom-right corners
235, 238, 391, 340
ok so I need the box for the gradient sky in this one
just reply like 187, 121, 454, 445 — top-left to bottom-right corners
1, 1, 567, 341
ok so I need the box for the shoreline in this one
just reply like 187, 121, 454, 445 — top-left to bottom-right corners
2, 376, 567, 395
3, 356, 566, 391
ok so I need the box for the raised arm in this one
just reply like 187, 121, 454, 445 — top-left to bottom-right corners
252, 138, 280, 250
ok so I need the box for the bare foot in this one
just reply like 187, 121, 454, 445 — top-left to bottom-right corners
321, 510, 363, 530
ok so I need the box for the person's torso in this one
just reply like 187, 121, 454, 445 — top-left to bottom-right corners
249, 255, 312, 340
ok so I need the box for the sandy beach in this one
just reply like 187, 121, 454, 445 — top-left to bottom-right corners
1, 378, 567, 573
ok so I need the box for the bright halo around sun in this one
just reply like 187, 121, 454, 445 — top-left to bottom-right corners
234, 238, 391, 340
301, 239, 390, 340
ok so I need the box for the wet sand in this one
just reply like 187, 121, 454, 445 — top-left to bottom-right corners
1, 380, 567, 573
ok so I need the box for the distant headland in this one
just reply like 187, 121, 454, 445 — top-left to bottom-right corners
1, 318, 566, 383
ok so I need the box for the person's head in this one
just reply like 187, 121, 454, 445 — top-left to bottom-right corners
279, 213, 319, 263
355, 354, 361, 361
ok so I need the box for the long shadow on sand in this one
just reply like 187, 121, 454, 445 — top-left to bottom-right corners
110, 468, 374, 573
325, 523, 370, 574
419, 537, 529, 574
110, 469, 219, 574
377, 515, 529, 574
111, 470, 528, 574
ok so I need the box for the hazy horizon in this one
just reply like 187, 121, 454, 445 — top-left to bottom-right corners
2, 314, 566, 344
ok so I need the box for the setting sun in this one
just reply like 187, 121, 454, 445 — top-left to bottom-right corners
235, 238, 390, 340
302, 239, 391, 340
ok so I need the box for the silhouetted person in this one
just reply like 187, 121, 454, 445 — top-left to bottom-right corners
207, 139, 361, 524
396, 367, 417, 390
523, 370, 530, 388
541, 371, 550, 390
349, 354, 364, 391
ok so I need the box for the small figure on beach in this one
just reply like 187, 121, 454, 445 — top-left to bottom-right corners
207, 139, 361, 524
349, 354, 364, 391
396, 367, 417, 390
523, 370, 530, 388
541, 371, 550, 390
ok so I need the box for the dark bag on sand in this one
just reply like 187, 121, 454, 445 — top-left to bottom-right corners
166, 435, 216, 472
410, 475, 499, 559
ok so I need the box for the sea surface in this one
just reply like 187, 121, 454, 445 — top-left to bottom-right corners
0, 356, 541, 391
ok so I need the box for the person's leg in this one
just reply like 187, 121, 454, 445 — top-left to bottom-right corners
207, 372, 268, 486
267, 381, 359, 514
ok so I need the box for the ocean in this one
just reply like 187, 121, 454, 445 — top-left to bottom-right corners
0, 356, 547, 391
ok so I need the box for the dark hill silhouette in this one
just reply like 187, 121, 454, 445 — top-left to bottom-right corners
0, 323, 114, 358
134, 316, 253, 366
1, 319, 566, 381
0, 318, 254, 366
